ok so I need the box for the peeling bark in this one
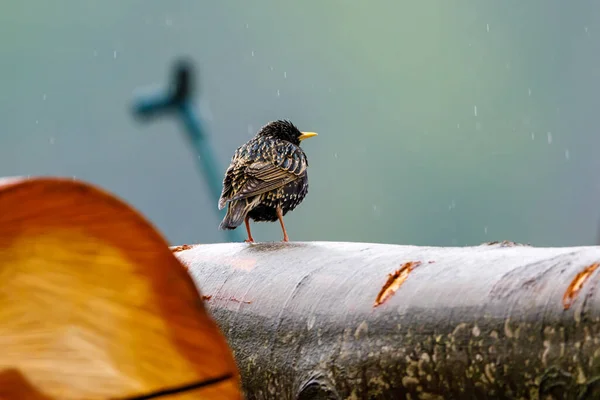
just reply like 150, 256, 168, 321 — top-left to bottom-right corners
564, 263, 600, 310
175, 241, 600, 400
374, 261, 422, 308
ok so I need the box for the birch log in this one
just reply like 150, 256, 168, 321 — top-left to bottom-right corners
175, 241, 600, 400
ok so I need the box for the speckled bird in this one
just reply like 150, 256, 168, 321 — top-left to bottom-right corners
218, 120, 317, 242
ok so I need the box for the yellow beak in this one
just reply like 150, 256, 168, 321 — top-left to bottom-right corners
299, 132, 318, 141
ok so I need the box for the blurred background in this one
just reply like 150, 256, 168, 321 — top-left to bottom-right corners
1, 1, 599, 247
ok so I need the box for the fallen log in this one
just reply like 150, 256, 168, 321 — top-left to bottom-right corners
175, 241, 600, 399
0, 177, 242, 400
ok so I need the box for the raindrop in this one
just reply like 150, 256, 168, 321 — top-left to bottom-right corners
531, 132, 535, 140
528, 88, 532, 96
93, 50, 98, 57
585, 26, 589, 33
457, 123, 460, 129
372, 205, 381, 218
113, 51, 117, 59
276, 89, 280, 97
42, 94, 47, 101
269, 66, 274, 71
473, 105, 478, 117
165, 18, 172, 26
565, 149, 570, 160
334, 153, 338, 158
486, 23, 490, 32
35, 120, 39, 125
484, 226, 488, 234
49, 137, 55, 144
547, 132, 553, 144
247, 124, 254, 134
251, 50, 255, 57
245, 23, 249, 28
283, 71, 287, 79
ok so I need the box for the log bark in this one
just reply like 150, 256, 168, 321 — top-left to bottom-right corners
175, 241, 600, 400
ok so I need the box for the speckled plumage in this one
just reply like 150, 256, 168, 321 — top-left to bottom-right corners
218, 120, 314, 242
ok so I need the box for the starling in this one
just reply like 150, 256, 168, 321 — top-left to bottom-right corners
218, 120, 318, 242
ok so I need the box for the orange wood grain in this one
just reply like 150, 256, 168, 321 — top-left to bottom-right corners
0, 177, 242, 400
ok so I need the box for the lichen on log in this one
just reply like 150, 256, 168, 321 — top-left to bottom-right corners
175, 241, 600, 399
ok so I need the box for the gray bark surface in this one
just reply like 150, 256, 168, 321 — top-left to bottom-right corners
174, 241, 600, 400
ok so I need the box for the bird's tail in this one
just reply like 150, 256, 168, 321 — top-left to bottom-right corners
219, 200, 247, 230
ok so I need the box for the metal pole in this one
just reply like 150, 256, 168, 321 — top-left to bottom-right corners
131, 59, 243, 242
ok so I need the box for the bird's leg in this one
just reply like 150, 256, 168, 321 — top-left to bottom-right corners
276, 207, 289, 242
244, 215, 255, 243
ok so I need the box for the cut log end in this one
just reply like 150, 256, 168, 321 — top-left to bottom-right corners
0, 177, 241, 400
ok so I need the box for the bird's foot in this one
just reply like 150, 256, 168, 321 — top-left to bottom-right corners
244, 238, 255, 244
281, 237, 289, 243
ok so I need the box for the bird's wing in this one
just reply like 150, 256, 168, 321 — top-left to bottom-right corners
228, 143, 308, 202
218, 148, 244, 209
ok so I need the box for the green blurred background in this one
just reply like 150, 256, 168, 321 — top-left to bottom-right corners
1, 1, 599, 247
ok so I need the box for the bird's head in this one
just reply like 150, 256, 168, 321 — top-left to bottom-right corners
257, 120, 318, 146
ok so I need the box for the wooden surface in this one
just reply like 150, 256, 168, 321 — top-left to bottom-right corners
0, 177, 242, 400
175, 241, 600, 399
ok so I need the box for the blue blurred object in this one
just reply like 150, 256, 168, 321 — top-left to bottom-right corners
131, 59, 242, 242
